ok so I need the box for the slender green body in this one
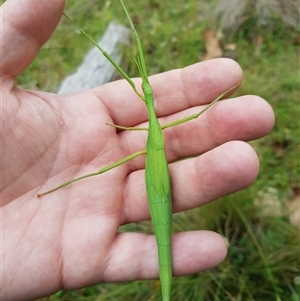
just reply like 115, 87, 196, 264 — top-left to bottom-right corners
144, 83, 172, 301
38, 2, 239, 300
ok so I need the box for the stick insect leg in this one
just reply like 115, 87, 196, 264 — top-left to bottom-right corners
106, 122, 149, 131
38, 149, 147, 197
161, 83, 240, 130
63, 13, 144, 101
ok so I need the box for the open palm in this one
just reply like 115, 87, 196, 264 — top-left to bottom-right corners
1, 0, 275, 300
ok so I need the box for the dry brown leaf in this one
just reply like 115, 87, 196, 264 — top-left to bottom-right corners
224, 43, 237, 51
201, 29, 223, 61
289, 195, 300, 229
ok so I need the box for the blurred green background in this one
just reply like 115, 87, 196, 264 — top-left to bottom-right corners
16, 0, 299, 300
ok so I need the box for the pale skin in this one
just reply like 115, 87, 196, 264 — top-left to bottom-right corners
1, 0, 275, 300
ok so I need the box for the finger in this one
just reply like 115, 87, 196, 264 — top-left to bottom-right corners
99, 231, 227, 283
122, 141, 259, 223
171, 141, 260, 212
1, 0, 65, 78
163, 94, 274, 161
97, 59, 242, 127
116, 94, 274, 167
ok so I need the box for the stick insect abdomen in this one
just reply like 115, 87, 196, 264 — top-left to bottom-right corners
145, 121, 172, 301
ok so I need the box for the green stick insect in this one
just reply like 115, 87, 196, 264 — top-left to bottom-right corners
38, 1, 239, 300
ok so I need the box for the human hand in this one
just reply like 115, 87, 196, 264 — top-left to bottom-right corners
1, 0, 275, 300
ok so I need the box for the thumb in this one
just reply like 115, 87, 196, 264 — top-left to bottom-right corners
1, 0, 65, 78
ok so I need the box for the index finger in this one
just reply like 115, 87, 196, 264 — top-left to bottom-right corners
97, 58, 243, 127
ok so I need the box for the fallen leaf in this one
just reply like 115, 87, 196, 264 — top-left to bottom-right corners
201, 29, 223, 60
289, 194, 300, 229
